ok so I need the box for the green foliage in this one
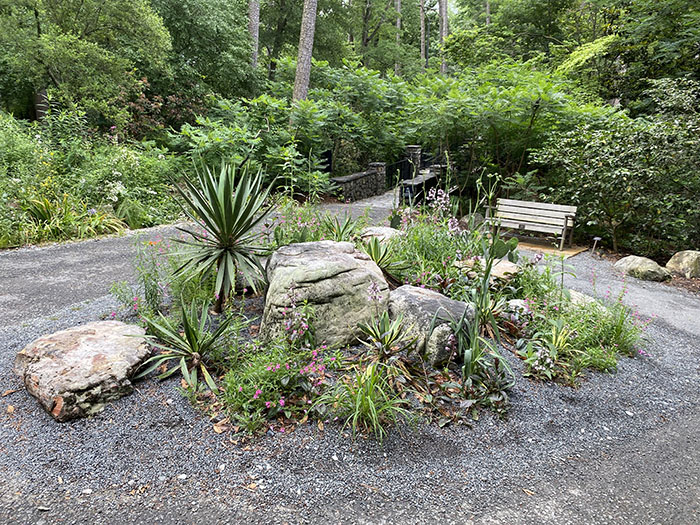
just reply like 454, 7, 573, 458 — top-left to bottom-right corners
358, 311, 416, 360
313, 362, 409, 442
361, 237, 408, 284
0, 109, 180, 246
111, 236, 217, 319
268, 199, 324, 249
533, 80, 700, 257
173, 161, 272, 311
138, 298, 237, 391
321, 213, 358, 242
223, 341, 331, 433
151, 0, 257, 100
519, 319, 577, 381
0, 0, 171, 123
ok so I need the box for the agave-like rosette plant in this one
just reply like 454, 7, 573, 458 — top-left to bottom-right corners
174, 162, 273, 312
137, 299, 234, 391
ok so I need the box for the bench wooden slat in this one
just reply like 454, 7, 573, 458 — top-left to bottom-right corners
496, 204, 574, 221
497, 198, 577, 214
484, 218, 564, 235
495, 211, 568, 227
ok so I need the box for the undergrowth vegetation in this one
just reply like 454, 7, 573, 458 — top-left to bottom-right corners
109, 165, 650, 442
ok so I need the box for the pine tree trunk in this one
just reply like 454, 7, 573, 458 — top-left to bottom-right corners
485, 1, 491, 25
292, 0, 319, 101
248, 0, 260, 67
439, 0, 449, 74
420, 0, 426, 70
394, 0, 401, 75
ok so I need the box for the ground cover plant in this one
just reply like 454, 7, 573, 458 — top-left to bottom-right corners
108, 164, 650, 442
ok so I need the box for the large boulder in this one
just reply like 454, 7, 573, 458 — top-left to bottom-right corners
14, 321, 148, 422
360, 226, 405, 243
666, 250, 700, 279
458, 212, 485, 232
388, 285, 475, 367
614, 255, 671, 282
261, 241, 389, 347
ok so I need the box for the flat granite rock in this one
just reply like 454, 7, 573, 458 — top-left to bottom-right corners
14, 321, 148, 422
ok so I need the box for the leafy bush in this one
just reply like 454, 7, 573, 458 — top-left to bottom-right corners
0, 109, 180, 246
138, 299, 237, 391
358, 311, 416, 360
533, 80, 700, 258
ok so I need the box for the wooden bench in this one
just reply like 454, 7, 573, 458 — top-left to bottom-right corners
485, 198, 577, 250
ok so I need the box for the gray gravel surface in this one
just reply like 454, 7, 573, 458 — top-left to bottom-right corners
0, 195, 698, 524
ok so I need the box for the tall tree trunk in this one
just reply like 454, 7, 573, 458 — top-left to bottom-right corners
438, 0, 448, 74
419, 0, 426, 70
248, 0, 260, 67
268, 2, 290, 80
292, 0, 318, 101
485, 1, 491, 25
394, 0, 401, 75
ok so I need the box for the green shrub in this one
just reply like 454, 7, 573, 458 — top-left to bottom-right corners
533, 80, 700, 258
138, 298, 239, 391
173, 161, 272, 312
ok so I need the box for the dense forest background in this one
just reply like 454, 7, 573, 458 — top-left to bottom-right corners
0, 0, 698, 257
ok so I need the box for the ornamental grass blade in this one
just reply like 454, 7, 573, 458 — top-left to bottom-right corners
201, 364, 218, 392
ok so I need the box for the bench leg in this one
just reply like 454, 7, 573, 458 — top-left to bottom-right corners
559, 228, 566, 251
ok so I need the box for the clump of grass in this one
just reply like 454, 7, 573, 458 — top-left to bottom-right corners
313, 362, 409, 442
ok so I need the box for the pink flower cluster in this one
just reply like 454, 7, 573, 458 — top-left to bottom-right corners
299, 349, 327, 387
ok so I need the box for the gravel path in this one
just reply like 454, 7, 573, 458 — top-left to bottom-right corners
0, 192, 698, 524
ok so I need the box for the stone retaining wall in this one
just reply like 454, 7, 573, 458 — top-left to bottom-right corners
331, 162, 386, 202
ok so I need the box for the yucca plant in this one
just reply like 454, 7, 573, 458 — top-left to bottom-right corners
357, 311, 416, 359
361, 237, 407, 288
321, 213, 357, 242
137, 299, 234, 391
174, 161, 273, 312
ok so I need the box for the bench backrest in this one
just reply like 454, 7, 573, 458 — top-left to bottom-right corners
494, 198, 577, 230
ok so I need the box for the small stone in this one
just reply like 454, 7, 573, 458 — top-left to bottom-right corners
625, 411, 634, 416
158, 475, 166, 481
568, 289, 597, 306
37, 506, 50, 512
490, 260, 521, 281
360, 226, 405, 243
82, 489, 93, 495
177, 474, 187, 480
332, 454, 339, 461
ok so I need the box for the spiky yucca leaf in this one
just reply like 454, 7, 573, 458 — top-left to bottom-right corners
173, 162, 273, 311
137, 299, 234, 391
